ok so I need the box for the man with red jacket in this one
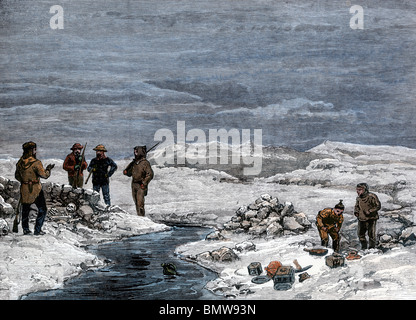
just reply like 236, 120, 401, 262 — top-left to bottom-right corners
63, 143, 88, 188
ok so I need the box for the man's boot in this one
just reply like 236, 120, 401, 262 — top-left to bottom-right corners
360, 240, 368, 250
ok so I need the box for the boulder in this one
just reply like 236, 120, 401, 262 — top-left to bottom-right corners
281, 202, 295, 217
210, 247, 239, 262
400, 227, 416, 245
235, 241, 256, 252
205, 230, 225, 241
283, 216, 304, 232
266, 222, 283, 237
244, 210, 257, 220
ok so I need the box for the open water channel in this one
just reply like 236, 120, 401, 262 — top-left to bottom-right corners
23, 227, 221, 300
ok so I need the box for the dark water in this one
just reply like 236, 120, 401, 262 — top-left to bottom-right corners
23, 227, 221, 300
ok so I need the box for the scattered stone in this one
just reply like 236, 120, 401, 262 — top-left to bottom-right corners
210, 247, 239, 262
235, 241, 256, 252
400, 227, 416, 246
380, 234, 393, 243
0, 218, 10, 236
205, 230, 225, 241
299, 272, 311, 283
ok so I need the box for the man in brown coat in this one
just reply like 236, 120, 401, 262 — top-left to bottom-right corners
316, 200, 345, 252
354, 183, 381, 249
14, 142, 55, 235
63, 143, 88, 188
123, 146, 154, 216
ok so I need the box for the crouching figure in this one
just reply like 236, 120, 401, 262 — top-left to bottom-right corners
316, 200, 344, 252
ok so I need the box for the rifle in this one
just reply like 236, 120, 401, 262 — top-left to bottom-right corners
85, 166, 93, 184
12, 197, 21, 233
123, 142, 161, 176
147, 141, 161, 153
74, 142, 87, 188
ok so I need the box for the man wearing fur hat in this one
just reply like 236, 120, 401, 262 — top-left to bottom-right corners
354, 183, 381, 249
87, 144, 117, 206
63, 143, 88, 188
316, 200, 345, 252
123, 146, 154, 216
14, 141, 55, 235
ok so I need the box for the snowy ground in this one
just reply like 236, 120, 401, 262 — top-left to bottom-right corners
0, 140, 415, 299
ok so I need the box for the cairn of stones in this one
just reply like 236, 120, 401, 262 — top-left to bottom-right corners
221, 194, 312, 237
0, 176, 120, 233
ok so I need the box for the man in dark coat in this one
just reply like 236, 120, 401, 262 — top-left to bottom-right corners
354, 183, 381, 249
123, 146, 154, 216
14, 141, 55, 235
87, 144, 117, 206
63, 143, 88, 188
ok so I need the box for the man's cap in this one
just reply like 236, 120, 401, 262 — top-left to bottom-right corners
93, 144, 107, 152
335, 200, 344, 210
356, 183, 369, 191
71, 143, 83, 150
22, 141, 36, 150
134, 145, 147, 152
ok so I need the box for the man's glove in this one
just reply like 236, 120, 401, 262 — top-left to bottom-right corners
74, 164, 81, 171
46, 164, 55, 171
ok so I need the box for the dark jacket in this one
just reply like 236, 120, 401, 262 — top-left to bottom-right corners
87, 157, 117, 185
124, 158, 154, 188
354, 192, 381, 221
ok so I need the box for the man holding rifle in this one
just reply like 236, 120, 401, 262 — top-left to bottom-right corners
63, 143, 88, 188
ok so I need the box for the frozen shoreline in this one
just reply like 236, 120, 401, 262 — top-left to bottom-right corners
1, 141, 416, 300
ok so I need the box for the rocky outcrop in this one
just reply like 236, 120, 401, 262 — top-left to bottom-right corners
221, 194, 312, 238
0, 176, 126, 233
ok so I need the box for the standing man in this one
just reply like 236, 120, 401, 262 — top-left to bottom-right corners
87, 144, 117, 206
14, 141, 55, 235
354, 183, 381, 250
123, 146, 154, 216
63, 143, 88, 188
316, 200, 345, 252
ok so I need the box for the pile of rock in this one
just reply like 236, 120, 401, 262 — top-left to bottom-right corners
221, 194, 312, 237
0, 177, 19, 216
0, 176, 124, 233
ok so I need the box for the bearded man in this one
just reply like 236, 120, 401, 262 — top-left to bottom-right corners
14, 141, 55, 235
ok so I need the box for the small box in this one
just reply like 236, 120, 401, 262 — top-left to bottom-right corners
272, 266, 295, 290
325, 253, 345, 268
247, 262, 263, 276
